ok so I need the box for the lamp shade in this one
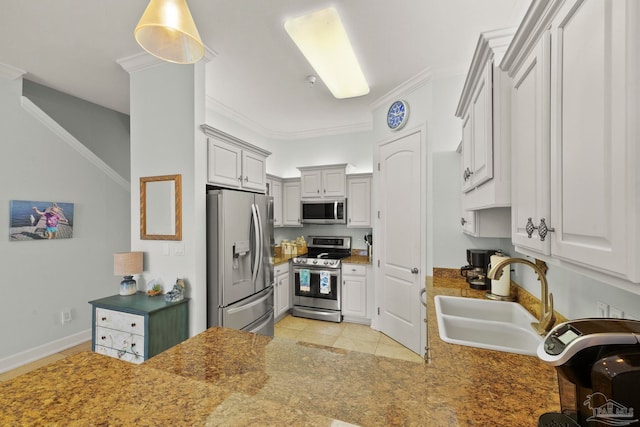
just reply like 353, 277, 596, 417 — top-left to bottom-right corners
134, 0, 204, 64
114, 252, 143, 276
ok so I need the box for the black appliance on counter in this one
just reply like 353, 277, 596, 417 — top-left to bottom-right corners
537, 319, 640, 426
460, 249, 497, 290
290, 236, 351, 323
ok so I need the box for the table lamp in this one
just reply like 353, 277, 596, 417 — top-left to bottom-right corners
114, 252, 143, 296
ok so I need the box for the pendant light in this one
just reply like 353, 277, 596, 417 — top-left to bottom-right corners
134, 0, 204, 64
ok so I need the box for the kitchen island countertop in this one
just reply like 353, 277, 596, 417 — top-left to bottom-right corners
0, 271, 558, 426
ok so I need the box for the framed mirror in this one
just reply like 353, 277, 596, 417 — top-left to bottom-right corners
140, 174, 182, 240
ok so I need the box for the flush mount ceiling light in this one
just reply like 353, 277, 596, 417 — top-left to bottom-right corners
285, 7, 369, 99
134, 0, 204, 64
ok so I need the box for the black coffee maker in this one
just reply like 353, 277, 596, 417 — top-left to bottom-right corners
460, 249, 497, 290
538, 319, 640, 426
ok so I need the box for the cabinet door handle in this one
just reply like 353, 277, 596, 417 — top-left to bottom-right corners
131, 323, 136, 327
411, 267, 419, 274
525, 217, 555, 241
244, 176, 248, 182
238, 176, 242, 181
101, 336, 106, 340
460, 217, 467, 225
101, 317, 107, 321
317, 189, 320, 194
537, 218, 555, 241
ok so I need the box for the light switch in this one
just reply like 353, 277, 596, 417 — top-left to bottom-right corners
173, 243, 185, 256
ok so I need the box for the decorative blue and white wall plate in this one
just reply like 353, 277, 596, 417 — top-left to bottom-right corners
387, 100, 409, 130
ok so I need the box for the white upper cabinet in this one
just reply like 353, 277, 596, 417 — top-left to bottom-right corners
202, 125, 270, 193
282, 179, 302, 227
509, 32, 551, 255
455, 28, 514, 210
346, 174, 372, 228
502, 0, 640, 283
267, 175, 283, 227
298, 164, 347, 199
458, 143, 511, 238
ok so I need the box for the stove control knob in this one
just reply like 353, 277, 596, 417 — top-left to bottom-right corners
324, 261, 329, 265
312, 260, 318, 264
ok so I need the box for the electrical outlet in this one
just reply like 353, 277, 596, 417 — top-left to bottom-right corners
610, 306, 624, 319
61, 309, 72, 324
596, 301, 609, 317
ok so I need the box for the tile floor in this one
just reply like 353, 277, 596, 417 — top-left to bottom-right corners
275, 315, 424, 363
0, 316, 423, 382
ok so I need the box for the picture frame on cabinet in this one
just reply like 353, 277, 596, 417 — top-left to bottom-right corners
9, 199, 74, 241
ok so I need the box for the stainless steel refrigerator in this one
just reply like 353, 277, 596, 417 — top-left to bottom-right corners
206, 188, 274, 336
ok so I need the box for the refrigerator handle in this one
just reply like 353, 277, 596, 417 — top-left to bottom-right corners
255, 202, 264, 277
251, 203, 261, 285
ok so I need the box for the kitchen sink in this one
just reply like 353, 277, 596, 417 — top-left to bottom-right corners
434, 295, 543, 356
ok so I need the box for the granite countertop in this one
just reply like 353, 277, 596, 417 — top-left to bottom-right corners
0, 271, 559, 426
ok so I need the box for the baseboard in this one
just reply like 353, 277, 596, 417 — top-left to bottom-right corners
342, 316, 371, 325
0, 329, 92, 373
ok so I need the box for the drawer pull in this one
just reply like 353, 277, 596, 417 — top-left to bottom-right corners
131, 323, 136, 327
101, 317, 107, 321
131, 343, 136, 347
101, 336, 106, 340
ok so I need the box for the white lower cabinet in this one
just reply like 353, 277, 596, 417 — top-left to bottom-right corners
341, 263, 370, 323
274, 262, 291, 320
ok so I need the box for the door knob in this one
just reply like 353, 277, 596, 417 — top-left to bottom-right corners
411, 267, 419, 274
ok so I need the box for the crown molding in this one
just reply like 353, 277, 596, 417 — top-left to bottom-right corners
500, 0, 562, 76
0, 62, 27, 80
369, 67, 433, 112
21, 96, 130, 191
207, 67, 436, 140
117, 45, 218, 74
204, 95, 373, 141
455, 27, 516, 118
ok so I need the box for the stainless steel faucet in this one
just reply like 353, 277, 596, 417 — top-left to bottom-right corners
487, 257, 556, 336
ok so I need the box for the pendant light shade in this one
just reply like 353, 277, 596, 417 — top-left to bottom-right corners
134, 0, 204, 64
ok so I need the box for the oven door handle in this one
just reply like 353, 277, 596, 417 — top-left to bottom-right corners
334, 201, 338, 221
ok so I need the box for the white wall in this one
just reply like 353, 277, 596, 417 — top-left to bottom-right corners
129, 61, 208, 336
0, 75, 130, 366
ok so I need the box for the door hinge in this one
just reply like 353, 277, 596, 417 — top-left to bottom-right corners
377, 259, 380, 267
377, 210, 380, 219
377, 162, 380, 171
377, 307, 380, 315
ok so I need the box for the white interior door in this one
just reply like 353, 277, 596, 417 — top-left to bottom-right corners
376, 129, 423, 355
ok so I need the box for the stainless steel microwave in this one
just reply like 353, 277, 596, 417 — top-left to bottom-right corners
300, 199, 346, 224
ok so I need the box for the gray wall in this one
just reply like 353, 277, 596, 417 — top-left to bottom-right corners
23, 80, 131, 181
0, 76, 130, 363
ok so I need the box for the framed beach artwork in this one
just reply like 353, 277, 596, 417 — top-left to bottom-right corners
9, 200, 74, 241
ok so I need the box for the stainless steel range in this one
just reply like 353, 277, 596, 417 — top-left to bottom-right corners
291, 236, 352, 323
